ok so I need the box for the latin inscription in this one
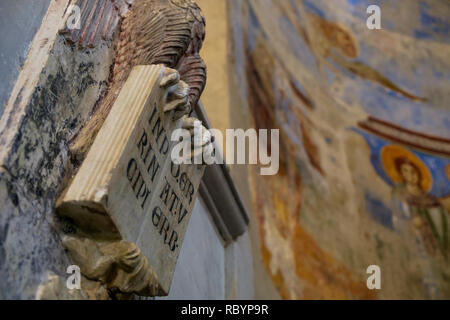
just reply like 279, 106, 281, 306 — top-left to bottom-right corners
125, 103, 197, 253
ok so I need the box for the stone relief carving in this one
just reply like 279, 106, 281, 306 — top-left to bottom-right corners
62, 235, 162, 297
62, 0, 207, 164
36, 66, 194, 299
44, 0, 210, 299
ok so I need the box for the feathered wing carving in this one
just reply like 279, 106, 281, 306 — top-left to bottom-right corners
177, 54, 206, 110
112, 0, 206, 106
62, 0, 207, 162
60, 0, 133, 48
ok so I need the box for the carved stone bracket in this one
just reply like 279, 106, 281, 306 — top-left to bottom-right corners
62, 235, 162, 296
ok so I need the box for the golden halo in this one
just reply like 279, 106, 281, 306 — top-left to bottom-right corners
381, 145, 432, 192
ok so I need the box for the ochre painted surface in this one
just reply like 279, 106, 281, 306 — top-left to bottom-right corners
228, 0, 450, 299
195, 0, 231, 143
196, 0, 281, 298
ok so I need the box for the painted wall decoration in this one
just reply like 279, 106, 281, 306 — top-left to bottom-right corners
228, 0, 450, 299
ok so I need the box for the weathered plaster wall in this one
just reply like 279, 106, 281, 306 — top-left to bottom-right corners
195, 0, 231, 145
228, 0, 450, 299
0, 1, 116, 298
0, 0, 51, 117
0, 36, 115, 298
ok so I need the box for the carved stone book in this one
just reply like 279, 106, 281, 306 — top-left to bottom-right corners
57, 65, 205, 295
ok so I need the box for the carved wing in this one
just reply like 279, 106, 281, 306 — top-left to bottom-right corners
68, 0, 207, 162
112, 0, 206, 106
122, 2, 195, 67
178, 53, 206, 108
110, 4, 169, 85
176, 2, 207, 107
60, 0, 133, 48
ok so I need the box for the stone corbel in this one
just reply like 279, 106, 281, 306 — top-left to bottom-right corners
61, 234, 162, 297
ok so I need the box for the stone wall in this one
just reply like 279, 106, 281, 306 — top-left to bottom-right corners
0, 1, 118, 299
0, 0, 51, 117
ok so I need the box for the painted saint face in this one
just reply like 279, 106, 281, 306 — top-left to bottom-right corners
400, 163, 420, 186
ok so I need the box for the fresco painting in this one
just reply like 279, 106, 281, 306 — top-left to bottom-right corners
355, 123, 450, 281
228, 0, 450, 298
